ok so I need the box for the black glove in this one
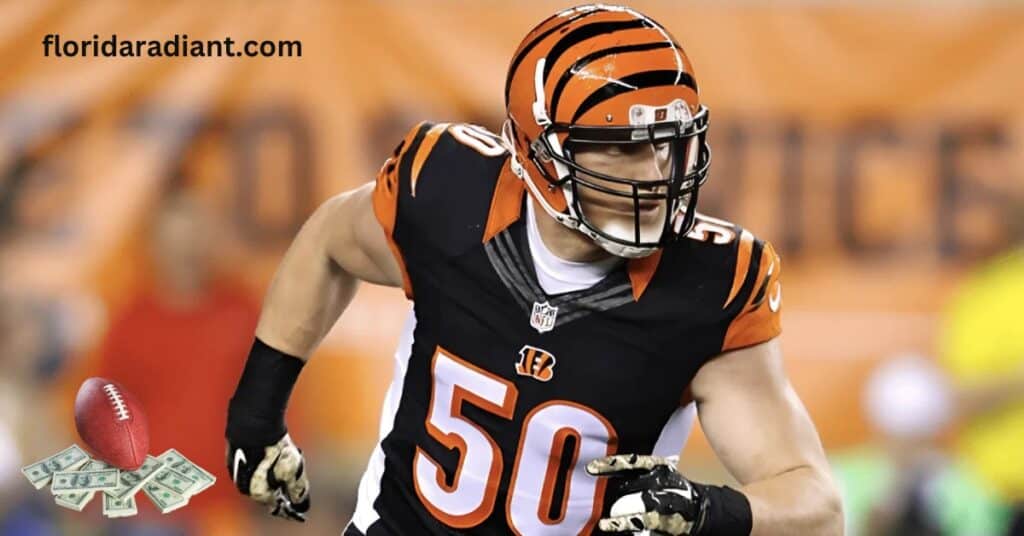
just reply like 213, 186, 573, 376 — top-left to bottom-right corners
227, 433, 310, 522
226, 338, 310, 522
587, 454, 708, 535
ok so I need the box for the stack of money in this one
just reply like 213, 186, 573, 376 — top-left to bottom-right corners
22, 444, 216, 518
139, 448, 217, 514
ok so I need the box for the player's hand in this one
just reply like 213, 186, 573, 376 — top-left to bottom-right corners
227, 433, 311, 522
586, 454, 707, 535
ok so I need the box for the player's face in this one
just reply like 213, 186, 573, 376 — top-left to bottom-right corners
570, 141, 675, 245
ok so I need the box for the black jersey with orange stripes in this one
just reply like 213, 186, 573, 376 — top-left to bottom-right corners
352, 121, 781, 536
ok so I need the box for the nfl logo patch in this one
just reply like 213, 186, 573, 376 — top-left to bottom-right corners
530, 301, 558, 333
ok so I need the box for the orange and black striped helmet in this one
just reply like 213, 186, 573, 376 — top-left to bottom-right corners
503, 4, 710, 258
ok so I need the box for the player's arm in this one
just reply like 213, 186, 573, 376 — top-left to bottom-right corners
588, 340, 842, 536
255, 182, 402, 359
226, 181, 402, 521
690, 339, 843, 536
589, 238, 841, 535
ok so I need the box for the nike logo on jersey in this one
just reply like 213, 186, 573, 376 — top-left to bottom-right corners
232, 448, 247, 483
768, 282, 782, 312
516, 345, 556, 382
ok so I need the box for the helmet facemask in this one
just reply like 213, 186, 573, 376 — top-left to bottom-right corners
525, 102, 710, 258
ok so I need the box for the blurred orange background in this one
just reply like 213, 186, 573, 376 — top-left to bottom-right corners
1, 1, 1021, 535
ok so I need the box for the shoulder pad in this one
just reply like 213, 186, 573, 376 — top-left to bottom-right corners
665, 213, 782, 351
372, 122, 512, 296
718, 223, 782, 352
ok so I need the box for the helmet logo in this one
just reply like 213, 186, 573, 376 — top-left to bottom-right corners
628, 99, 693, 127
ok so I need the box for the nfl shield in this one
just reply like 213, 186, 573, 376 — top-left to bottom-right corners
530, 301, 558, 333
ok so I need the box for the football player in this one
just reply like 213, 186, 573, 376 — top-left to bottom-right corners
226, 4, 842, 535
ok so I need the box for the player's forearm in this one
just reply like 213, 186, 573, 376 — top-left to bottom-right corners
255, 202, 360, 360
741, 464, 843, 536
228, 203, 357, 446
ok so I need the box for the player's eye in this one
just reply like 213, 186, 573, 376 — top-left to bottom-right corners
654, 141, 670, 159
653, 142, 672, 173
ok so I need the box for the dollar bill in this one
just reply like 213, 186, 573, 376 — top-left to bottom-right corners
21, 445, 90, 490
104, 455, 165, 501
50, 468, 120, 494
157, 449, 216, 496
55, 491, 93, 512
142, 480, 188, 514
102, 493, 137, 518
154, 468, 197, 496
54, 459, 112, 511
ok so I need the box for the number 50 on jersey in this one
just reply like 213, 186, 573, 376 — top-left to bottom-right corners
413, 347, 617, 535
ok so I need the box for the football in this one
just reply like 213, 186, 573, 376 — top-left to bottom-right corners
73, 377, 150, 470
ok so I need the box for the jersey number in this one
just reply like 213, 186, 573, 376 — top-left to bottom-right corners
448, 124, 507, 157
413, 348, 615, 535
686, 213, 737, 245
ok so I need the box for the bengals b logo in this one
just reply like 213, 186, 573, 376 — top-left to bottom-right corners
516, 345, 556, 382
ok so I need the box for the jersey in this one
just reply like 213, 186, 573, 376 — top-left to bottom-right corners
351, 121, 782, 535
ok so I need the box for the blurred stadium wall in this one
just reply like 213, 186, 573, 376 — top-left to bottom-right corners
0, 0, 1021, 531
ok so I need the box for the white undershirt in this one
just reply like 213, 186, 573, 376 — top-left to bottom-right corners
525, 197, 621, 295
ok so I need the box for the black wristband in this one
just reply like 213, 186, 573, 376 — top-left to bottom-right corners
694, 483, 753, 536
226, 337, 305, 446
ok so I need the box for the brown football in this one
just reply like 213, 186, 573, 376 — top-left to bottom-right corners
73, 377, 149, 470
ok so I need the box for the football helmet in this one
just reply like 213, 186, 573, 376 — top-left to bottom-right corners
503, 4, 710, 258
